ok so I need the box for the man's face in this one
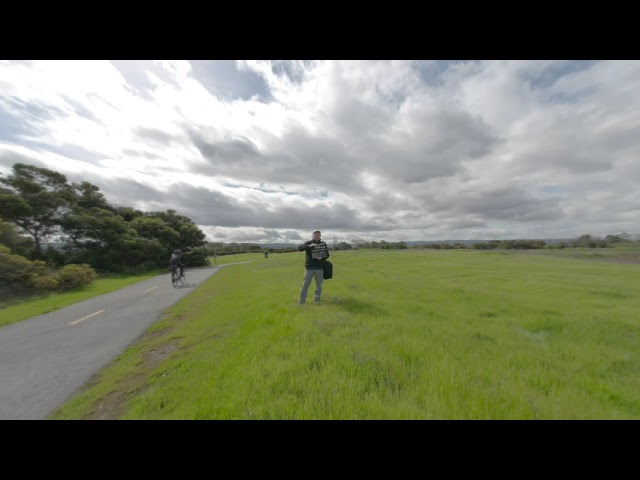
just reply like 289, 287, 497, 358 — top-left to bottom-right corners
313, 232, 321, 241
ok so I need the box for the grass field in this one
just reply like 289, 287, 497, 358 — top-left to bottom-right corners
30, 247, 638, 420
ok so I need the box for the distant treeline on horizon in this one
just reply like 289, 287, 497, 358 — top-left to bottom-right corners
42, 234, 639, 255
197, 233, 640, 253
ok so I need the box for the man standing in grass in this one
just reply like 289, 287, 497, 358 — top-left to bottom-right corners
298, 230, 330, 304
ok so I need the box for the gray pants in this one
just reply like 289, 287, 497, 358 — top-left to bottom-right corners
299, 269, 324, 303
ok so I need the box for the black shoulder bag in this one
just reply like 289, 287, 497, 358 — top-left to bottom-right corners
323, 260, 333, 279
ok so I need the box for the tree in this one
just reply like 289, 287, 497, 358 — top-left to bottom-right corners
605, 234, 622, 245
185, 246, 211, 267
1, 163, 209, 273
97, 235, 165, 273
148, 210, 206, 251
71, 181, 113, 211
351, 238, 367, 249
128, 216, 180, 245
0, 164, 75, 259
576, 234, 593, 247
0, 220, 34, 257
205, 242, 225, 255
334, 241, 353, 250
59, 207, 133, 263
114, 206, 144, 222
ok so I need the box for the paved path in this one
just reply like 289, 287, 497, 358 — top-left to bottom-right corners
0, 263, 248, 420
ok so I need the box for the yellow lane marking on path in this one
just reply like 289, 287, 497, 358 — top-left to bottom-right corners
68, 309, 105, 326
144, 286, 158, 293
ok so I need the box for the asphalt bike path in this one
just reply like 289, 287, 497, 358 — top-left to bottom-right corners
0, 262, 252, 420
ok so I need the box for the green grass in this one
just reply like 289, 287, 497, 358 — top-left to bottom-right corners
42, 248, 640, 420
0, 269, 168, 327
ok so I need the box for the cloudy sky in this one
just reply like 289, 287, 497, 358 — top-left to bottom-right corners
1, 60, 638, 245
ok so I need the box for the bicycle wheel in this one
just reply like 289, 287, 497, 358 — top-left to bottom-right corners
171, 270, 179, 287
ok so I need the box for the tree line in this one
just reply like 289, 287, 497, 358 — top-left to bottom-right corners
198, 233, 638, 257
414, 234, 637, 250
0, 163, 209, 300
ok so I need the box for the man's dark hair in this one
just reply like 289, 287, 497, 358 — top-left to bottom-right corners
313, 230, 321, 234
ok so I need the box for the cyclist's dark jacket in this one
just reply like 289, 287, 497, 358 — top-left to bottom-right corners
170, 252, 183, 266
297, 240, 329, 269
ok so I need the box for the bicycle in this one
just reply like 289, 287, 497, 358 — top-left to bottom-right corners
170, 264, 186, 287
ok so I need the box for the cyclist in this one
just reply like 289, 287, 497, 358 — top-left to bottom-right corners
169, 249, 184, 277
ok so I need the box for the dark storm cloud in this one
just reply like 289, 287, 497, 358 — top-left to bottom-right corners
189, 123, 366, 192
447, 218, 488, 230
0, 150, 48, 171
515, 136, 617, 174
455, 186, 564, 222
187, 88, 499, 198
361, 190, 415, 214
61, 174, 167, 210
271, 125, 364, 189
366, 110, 500, 183
133, 127, 176, 147
164, 182, 365, 230
190, 130, 260, 165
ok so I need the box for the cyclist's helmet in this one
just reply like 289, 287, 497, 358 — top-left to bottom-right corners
174, 249, 182, 254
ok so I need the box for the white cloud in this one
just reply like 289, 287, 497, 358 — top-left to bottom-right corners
1, 59, 638, 243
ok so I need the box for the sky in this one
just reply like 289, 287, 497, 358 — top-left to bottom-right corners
1, 60, 638, 245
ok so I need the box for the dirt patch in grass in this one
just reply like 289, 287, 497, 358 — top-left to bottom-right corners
81, 339, 180, 420
608, 253, 640, 264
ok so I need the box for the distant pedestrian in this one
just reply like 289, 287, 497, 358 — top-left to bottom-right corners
264, 251, 269, 259
297, 230, 330, 304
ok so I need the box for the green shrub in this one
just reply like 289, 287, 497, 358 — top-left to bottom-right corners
32, 274, 60, 293
185, 246, 210, 267
0, 244, 48, 299
54, 264, 97, 291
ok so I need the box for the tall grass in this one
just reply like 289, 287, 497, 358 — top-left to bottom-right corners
49, 249, 640, 419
